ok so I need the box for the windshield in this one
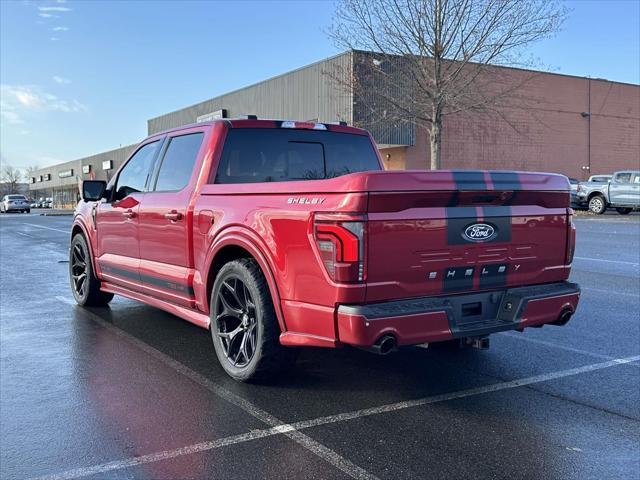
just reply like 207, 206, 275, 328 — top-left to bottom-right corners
214, 128, 381, 184
7, 195, 26, 200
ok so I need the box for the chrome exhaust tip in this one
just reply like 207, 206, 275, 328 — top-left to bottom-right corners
377, 335, 397, 355
356, 334, 398, 355
553, 309, 573, 326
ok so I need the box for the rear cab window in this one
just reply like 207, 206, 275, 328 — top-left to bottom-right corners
214, 128, 381, 184
614, 172, 632, 183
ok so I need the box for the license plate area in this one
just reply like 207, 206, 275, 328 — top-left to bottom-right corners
461, 302, 482, 317
449, 291, 504, 326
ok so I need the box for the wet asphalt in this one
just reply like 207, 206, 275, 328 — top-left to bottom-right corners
0, 211, 638, 480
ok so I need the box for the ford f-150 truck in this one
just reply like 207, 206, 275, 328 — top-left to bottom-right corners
576, 170, 640, 214
71, 118, 580, 381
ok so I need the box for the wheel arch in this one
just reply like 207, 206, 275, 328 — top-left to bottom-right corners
203, 230, 287, 333
587, 191, 606, 202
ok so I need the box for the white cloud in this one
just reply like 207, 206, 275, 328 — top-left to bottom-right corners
1, 110, 24, 125
52, 76, 71, 84
38, 6, 71, 12
50, 36, 59, 41
0, 84, 87, 126
52, 26, 68, 31
38, 13, 57, 18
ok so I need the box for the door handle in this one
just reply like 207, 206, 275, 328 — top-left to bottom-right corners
164, 210, 183, 222
123, 209, 135, 219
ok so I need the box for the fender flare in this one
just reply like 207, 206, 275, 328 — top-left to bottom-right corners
203, 228, 288, 333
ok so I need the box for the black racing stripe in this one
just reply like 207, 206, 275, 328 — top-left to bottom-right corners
446, 206, 477, 245
490, 171, 521, 192
490, 171, 521, 206
100, 263, 139, 281
99, 262, 194, 296
478, 263, 508, 289
141, 272, 195, 296
443, 266, 476, 293
482, 206, 512, 243
447, 191, 459, 207
452, 170, 487, 191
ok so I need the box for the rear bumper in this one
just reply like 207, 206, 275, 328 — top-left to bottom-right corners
5, 204, 28, 211
337, 281, 580, 347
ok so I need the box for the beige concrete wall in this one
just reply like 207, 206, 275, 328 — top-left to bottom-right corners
378, 146, 407, 170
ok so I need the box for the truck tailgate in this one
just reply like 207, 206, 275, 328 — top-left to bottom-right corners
364, 170, 572, 302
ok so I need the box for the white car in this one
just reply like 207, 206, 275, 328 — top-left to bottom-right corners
0, 194, 31, 213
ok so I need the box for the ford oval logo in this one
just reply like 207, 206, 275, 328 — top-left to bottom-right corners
463, 223, 496, 242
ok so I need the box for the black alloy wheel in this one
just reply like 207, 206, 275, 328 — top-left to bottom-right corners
69, 234, 114, 306
214, 276, 258, 368
210, 259, 296, 382
71, 239, 89, 299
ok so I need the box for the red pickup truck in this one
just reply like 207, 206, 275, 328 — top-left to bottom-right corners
71, 118, 580, 381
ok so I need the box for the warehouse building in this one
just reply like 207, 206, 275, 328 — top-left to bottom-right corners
30, 51, 640, 207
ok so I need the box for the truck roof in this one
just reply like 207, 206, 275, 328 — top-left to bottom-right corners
152, 118, 369, 137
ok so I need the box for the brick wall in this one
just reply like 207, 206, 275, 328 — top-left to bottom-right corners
402, 71, 639, 179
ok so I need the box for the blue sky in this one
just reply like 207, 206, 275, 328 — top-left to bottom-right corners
1, 0, 639, 171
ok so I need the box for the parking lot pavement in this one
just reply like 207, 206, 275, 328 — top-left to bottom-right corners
1, 213, 638, 480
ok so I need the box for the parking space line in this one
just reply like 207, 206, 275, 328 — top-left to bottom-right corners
285, 355, 640, 430
500, 332, 640, 366
30, 427, 290, 480
574, 256, 639, 266
25, 223, 70, 234
32, 335, 640, 480
51, 297, 378, 480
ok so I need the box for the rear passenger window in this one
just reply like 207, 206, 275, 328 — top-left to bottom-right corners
154, 133, 204, 191
215, 129, 380, 184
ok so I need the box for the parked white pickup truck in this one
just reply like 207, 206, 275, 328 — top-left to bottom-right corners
577, 170, 640, 214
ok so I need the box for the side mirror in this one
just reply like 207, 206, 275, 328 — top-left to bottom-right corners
82, 180, 107, 202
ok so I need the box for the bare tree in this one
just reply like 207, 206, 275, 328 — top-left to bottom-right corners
1, 165, 24, 195
25, 165, 40, 176
330, 0, 566, 169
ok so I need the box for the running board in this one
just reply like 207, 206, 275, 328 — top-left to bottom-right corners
101, 282, 210, 329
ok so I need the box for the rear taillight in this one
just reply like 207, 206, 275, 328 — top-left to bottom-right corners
314, 214, 366, 283
566, 209, 576, 264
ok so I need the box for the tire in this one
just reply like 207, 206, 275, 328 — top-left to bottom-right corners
69, 234, 114, 306
26, 209, 30, 214
588, 195, 607, 214
210, 258, 296, 382
616, 207, 632, 215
